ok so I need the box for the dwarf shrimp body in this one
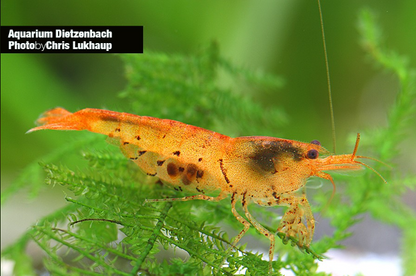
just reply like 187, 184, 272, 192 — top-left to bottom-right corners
28, 107, 382, 273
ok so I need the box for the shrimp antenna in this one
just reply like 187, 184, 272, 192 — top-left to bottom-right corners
352, 133, 389, 184
318, 0, 336, 154
354, 160, 388, 184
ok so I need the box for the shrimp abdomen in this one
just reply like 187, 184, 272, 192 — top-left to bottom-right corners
29, 107, 231, 193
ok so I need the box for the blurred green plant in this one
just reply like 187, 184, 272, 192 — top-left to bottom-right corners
2, 9, 415, 275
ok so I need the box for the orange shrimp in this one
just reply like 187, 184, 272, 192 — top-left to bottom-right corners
28, 107, 384, 273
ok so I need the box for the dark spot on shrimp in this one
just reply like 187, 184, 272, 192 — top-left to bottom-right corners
147, 172, 157, 176
123, 141, 129, 145
248, 140, 303, 173
157, 160, 165, 166
135, 135, 141, 140
182, 164, 198, 185
196, 187, 204, 193
198, 158, 203, 162
196, 170, 204, 179
219, 159, 230, 184
173, 151, 180, 156
178, 167, 185, 172
138, 150, 147, 156
162, 134, 166, 139
186, 164, 197, 177
101, 114, 119, 122
167, 163, 178, 177
242, 191, 248, 206
115, 128, 121, 132
231, 192, 236, 202
272, 192, 280, 202
129, 157, 138, 160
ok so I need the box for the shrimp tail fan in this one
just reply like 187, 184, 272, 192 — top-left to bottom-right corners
27, 107, 86, 133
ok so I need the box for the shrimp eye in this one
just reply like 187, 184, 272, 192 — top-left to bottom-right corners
307, 149, 319, 159
310, 140, 321, 146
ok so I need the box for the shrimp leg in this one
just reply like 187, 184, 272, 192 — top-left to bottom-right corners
242, 197, 275, 273
217, 192, 252, 272
277, 189, 314, 246
223, 192, 276, 274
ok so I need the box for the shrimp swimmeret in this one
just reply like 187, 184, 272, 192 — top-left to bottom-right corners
28, 107, 385, 272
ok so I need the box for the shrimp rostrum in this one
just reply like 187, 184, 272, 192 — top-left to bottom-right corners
29, 107, 383, 272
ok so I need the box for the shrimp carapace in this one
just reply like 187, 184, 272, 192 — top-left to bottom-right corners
28, 107, 383, 273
